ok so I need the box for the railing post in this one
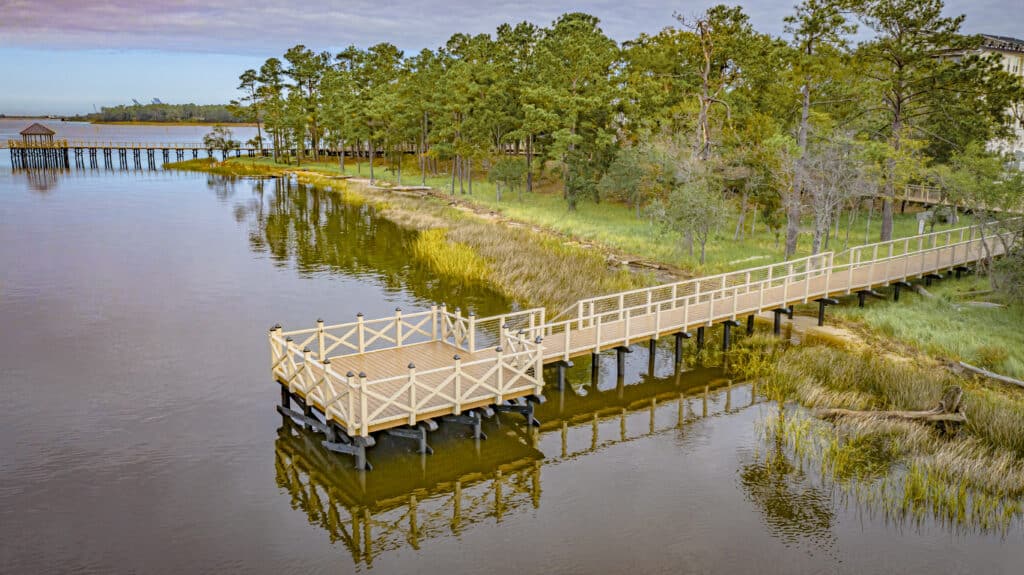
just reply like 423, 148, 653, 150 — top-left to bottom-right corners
357, 313, 365, 353
317, 318, 325, 360
346, 371, 356, 436
407, 362, 417, 426
495, 346, 505, 398
395, 307, 403, 346
533, 336, 544, 395
468, 312, 476, 353
440, 304, 448, 341
578, 301, 584, 329
431, 305, 438, 340
671, 284, 678, 308
301, 347, 312, 393
453, 355, 462, 415
359, 372, 369, 437
564, 324, 571, 362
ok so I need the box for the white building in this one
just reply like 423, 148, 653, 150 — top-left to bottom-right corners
977, 35, 1024, 168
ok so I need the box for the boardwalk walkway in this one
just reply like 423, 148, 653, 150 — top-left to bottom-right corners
270, 218, 1019, 445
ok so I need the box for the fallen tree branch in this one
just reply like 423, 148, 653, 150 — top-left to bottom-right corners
912, 285, 935, 298
816, 408, 966, 423
958, 361, 1024, 388
816, 386, 967, 424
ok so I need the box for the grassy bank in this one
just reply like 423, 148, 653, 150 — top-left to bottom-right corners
184, 156, 968, 276
832, 277, 1024, 380
167, 156, 639, 311
164, 158, 287, 177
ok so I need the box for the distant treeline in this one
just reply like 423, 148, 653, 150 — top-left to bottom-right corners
70, 103, 243, 123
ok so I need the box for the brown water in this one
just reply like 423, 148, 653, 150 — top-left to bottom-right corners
2, 122, 1022, 573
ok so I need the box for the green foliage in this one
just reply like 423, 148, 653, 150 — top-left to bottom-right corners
487, 157, 527, 202
202, 126, 239, 153
72, 103, 242, 123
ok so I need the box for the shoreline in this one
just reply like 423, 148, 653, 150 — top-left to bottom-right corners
166, 155, 1024, 530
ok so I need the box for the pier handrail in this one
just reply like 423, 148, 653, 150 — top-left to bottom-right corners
270, 216, 1019, 438
270, 326, 543, 436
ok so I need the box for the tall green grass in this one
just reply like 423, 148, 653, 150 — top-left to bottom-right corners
833, 277, 1024, 379
410, 229, 491, 284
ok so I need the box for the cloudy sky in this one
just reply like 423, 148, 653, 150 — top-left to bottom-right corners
0, 0, 1016, 115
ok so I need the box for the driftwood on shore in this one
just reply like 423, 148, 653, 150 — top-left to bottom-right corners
816, 386, 967, 424
957, 361, 1024, 388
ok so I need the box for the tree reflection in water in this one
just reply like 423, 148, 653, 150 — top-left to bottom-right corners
739, 409, 838, 557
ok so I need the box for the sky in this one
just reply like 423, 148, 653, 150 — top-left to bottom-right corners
0, 0, 1018, 115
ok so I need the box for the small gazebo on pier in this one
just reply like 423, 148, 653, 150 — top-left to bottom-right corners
19, 123, 56, 144
9, 122, 68, 168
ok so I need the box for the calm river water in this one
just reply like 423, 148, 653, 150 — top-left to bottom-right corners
1, 120, 1021, 573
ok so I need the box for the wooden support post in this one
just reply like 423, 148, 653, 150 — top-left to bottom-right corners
591, 353, 600, 386
746, 314, 755, 336
893, 281, 910, 302
556, 362, 567, 391
722, 320, 740, 352
648, 339, 657, 376
772, 308, 785, 336
858, 291, 868, 308
281, 385, 290, 408
815, 298, 839, 327
615, 346, 629, 377
674, 331, 691, 365
696, 326, 705, 349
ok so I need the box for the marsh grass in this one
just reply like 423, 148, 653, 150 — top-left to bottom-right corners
760, 408, 1024, 533
297, 166, 642, 311
410, 229, 491, 284
754, 343, 1024, 532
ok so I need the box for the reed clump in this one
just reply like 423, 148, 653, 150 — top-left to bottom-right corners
410, 228, 491, 284
757, 344, 1024, 531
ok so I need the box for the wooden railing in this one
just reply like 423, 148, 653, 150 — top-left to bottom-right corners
269, 218, 1019, 436
514, 219, 1019, 362
270, 316, 545, 436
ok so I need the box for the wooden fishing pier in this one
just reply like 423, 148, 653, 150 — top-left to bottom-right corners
270, 218, 1018, 468
5, 139, 401, 170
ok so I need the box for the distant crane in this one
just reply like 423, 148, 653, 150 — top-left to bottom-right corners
152, 98, 163, 105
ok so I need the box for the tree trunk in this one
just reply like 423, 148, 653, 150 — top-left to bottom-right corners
526, 134, 534, 194
785, 196, 800, 260
369, 139, 375, 183
734, 191, 748, 240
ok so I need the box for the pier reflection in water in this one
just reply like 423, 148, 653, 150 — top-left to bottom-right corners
274, 351, 756, 568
